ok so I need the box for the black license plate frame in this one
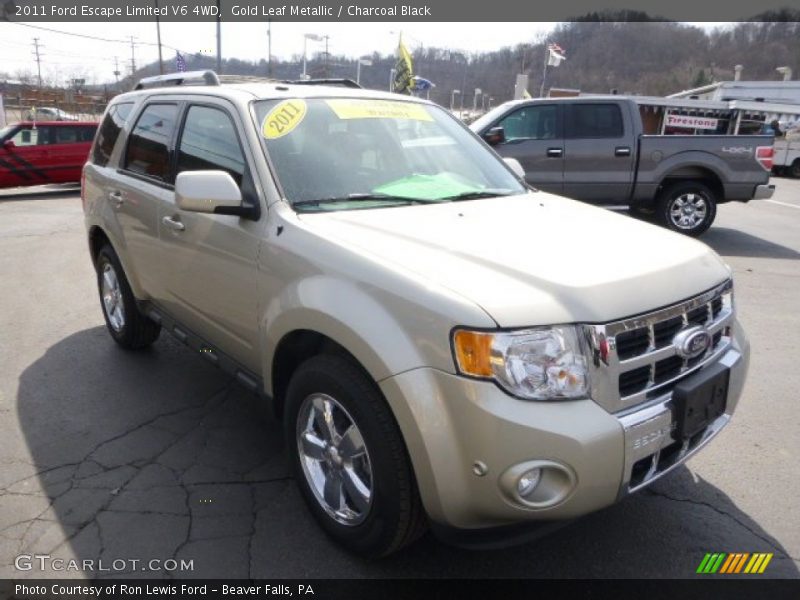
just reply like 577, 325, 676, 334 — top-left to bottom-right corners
671, 362, 730, 440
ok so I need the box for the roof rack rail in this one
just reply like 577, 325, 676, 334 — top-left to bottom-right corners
218, 75, 279, 84
134, 70, 221, 90
281, 78, 362, 89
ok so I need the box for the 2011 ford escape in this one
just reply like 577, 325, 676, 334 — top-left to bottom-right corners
82, 71, 750, 557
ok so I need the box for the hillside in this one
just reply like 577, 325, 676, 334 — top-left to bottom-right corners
89, 16, 800, 107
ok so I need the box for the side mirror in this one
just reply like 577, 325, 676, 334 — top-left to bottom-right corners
503, 157, 526, 179
175, 170, 252, 218
2, 140, 15, 150
483, 126, 505, 146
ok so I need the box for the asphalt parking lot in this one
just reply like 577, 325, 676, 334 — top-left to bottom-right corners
1, 181, 799, 579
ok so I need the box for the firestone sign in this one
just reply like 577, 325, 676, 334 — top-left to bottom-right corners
666, 114, 720, 130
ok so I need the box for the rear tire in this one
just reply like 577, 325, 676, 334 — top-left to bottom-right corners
285, 354, 426, 557
655, 181, 717, 237
791, 159, 800, 179
95, 244, 161, 349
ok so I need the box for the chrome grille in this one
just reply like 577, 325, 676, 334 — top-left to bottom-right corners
584, 280, 735, 414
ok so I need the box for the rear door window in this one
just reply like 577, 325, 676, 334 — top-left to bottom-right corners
565, 104, 624, 139
92, 103, 134, 166
124, 103, 179, 182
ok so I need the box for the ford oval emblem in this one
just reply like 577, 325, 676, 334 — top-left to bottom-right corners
673, 326, 712, 359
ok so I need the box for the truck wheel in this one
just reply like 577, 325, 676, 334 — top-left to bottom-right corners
285, 354, 426, 557
791, 159, 800, 179
95, 245, 161, 349
656, 181, 717, 237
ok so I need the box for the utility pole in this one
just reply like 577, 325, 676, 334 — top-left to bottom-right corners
216, 0, 222, 74
113, 57, 121, 90
129, 36, 137, 77
32, 38, 43, 91
267, 19, 272, 77
154, 0, 164, 74
322, 35, 330, 78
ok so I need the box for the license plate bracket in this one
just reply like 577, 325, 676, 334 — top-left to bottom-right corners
671, 363, 729, 440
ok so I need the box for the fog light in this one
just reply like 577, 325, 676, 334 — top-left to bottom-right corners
517, 468, 541, 498
500, 460, 576, 509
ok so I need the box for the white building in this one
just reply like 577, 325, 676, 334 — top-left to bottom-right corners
668, 80, 800, 126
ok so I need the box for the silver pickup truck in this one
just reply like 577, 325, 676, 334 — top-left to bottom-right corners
471, 97, 775, 236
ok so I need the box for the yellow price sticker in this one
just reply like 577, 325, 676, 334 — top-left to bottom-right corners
262, 99, 307, 139
325, 99, 433, 121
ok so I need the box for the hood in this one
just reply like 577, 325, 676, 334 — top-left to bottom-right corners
298, 194, 731, 327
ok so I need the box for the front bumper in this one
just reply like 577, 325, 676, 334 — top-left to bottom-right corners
379, 321, 749, 531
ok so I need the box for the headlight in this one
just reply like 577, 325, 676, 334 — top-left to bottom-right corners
452, 326, 589, 400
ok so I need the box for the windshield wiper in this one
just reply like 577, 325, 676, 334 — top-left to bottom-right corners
439, 189, 516, 201
293, 193, 439, 208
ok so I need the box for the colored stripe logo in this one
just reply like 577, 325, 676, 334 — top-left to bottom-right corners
697, 552, 773, 574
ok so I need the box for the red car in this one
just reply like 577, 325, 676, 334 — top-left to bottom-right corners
0, 120, 98, 188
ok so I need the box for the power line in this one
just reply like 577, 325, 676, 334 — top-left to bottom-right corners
8, 21, 181, 52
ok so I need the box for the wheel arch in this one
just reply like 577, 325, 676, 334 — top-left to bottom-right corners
659, 165, 724, 203
86, 224, 146, 298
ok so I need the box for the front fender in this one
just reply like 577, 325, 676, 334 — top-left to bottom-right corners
262, 276, 441, 396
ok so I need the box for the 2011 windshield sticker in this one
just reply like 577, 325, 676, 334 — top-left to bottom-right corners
262, 100, 307, 139
325, 99, 433, 121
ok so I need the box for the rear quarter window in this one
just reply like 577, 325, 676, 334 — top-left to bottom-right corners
92, 102, 134, 167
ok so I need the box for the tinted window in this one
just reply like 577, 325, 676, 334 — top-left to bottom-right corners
498, 105, 558, 141
93, 103, 134, 166
124, 103, 178, 181
10, 126, 52, 146
177, 105, 246, 186
566, 104, 623, 139
54, 125, 96, 144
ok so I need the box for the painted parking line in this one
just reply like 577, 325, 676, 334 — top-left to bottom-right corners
765, 199, 800, 210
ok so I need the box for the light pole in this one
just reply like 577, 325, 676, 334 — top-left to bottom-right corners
356, 57, 372, 85
302, 33, 323, 80
450, 89, 460, 111
472, 88, 482, 113
447, 51, 470, 118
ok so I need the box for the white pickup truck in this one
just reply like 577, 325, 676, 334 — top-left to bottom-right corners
773, 135, 800, 178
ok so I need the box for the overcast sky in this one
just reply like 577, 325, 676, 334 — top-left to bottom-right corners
0, 21, 728, 85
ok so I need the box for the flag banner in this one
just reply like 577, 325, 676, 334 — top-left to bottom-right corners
393, 36, 414, 94
411, 76, 434, 91
547, 42, 566, 66
176, 52, 187, 72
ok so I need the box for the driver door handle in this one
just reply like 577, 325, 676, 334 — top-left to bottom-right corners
108, 190, 124, 207
546, 147, 563, 158
161, 215, 185, 232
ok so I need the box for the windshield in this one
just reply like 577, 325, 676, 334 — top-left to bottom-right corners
254, 97, 525, 211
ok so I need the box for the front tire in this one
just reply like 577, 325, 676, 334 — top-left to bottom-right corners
655, 181, 717, 237
95, 244, 161, 349
285, 354, 426, 557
